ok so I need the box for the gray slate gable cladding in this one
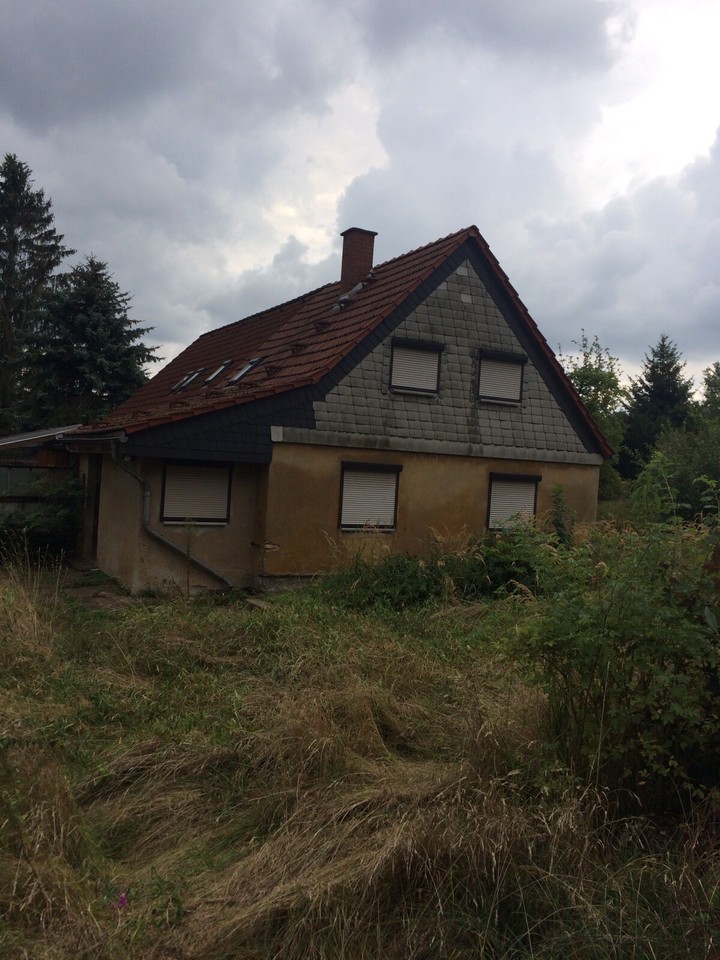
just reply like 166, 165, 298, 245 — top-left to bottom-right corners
286, 257, 600, 466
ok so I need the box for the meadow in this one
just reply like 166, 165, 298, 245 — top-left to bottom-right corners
2, 517, 720, 959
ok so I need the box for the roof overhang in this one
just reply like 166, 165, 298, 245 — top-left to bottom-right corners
0, 425, 83, 451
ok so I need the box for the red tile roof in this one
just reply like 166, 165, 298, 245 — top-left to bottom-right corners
72, 226, 611, 457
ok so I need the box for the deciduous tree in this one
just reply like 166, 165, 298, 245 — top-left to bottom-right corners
559, 331, 627, 497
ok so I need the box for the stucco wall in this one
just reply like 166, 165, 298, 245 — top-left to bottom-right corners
96, 456, 262, 593
261, 442, 599, 578
312, 259, 591, 460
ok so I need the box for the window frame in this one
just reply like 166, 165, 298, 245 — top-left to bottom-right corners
339, 461, 403, 531
486, 472, 540, 531
477, 349, 527, 404
389, 338, 444, 395
161, 462, 232, 525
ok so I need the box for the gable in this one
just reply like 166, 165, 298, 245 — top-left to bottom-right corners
304, 257, 599, 464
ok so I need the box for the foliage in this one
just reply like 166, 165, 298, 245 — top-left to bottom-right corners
620, 334, 694, 478
515, 520, 720, 811
0, 154, 74, 432
0, 476, 83, 561
628, 419, 720, 522
25, 256, 159, 426
558, 331, 627, 499
701, 361, 720, 419
321, 527, 553, 609
549, 483, 574, 546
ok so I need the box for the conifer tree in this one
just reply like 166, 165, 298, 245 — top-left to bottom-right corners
619, 334, 694, 478
26, 256, 158, 427
0, 154, 73, 431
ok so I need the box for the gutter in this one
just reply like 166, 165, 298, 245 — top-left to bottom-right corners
111, 441, 233, 591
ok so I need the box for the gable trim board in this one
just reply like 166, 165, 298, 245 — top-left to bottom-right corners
66, 225, 610, 593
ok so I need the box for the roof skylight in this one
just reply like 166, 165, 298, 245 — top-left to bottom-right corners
171, 368, 205, 392
204, 360, 233, 384
227, 357, 262, 384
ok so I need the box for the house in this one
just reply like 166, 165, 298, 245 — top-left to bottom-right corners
66, 225, 611, 594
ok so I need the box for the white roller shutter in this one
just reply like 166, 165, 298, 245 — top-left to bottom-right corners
479, 359, 523, 402
488, 478, 537, 529
341, 469, 398, 529
162, 464, 231, 523
391, 346, 440, 392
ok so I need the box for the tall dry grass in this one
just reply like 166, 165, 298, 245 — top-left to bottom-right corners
1, 562, 720, 958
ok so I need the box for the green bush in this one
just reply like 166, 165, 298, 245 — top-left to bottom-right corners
517, 521, 720, 811
0, 477, 83, 562
322, 526, 555, 609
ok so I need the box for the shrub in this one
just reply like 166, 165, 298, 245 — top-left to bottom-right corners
0, 477, 82, 562
516, 521, 720, 811
322, 526, 556, 610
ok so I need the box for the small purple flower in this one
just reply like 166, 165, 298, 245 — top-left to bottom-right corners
112, 891, 128, 910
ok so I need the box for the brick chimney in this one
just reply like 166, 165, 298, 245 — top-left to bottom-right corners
340, 227, 377, 293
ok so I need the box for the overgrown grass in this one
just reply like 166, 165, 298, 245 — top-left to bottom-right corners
2, 521, 720, 958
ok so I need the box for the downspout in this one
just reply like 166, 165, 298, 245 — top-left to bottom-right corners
111, 441, 234, 590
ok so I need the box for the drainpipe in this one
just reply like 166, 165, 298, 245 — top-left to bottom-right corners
111, 442, 233, 590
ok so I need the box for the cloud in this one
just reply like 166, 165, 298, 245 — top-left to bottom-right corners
0, 0, 716, 387
514, 128, 720, 378
352, 0, 629, 70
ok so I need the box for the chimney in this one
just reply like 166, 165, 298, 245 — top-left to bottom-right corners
340, 227, 377, 293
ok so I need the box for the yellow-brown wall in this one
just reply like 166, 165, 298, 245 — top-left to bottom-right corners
94, 444, 599, 592
260, 442, 600, 578
96, 456, 262, 593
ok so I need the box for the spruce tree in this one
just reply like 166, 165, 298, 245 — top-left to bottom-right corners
26, 256, 158, 427
619, 334, 694, 478
0, 154, 73, 431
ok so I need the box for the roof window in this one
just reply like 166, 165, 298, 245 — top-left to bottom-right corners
204, 361, 233, 385
227, 357, 262, 384
171, 368, 205, 392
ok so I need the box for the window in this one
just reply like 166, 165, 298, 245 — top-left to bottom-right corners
171, 368, 205, 392
487, 473, 540, 530
340, 463, 402, 530
228, 357, 262, 384
161, 463, 232, 524
478, 351, 526, 403
390, 340, 443, 394
204, 361, 233, 384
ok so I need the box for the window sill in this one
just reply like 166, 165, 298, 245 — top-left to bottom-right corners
162, 520, 229, 526
390, 387, 439, 397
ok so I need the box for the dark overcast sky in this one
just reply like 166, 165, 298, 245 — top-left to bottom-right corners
1, 0, 718, 385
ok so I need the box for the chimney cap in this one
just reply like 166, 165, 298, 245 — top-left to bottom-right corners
340, 227, 378, 239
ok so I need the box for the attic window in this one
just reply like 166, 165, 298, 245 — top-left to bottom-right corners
227, 358, 262, 384
171, 368, 205, 392
390, 340, 443, 394
204, 361, 233, 385
478, 350, 527, 404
